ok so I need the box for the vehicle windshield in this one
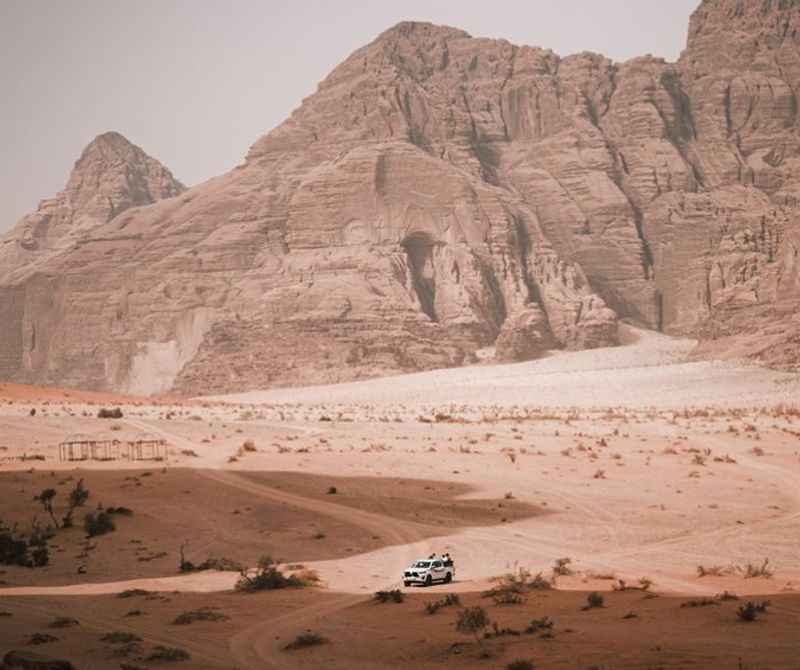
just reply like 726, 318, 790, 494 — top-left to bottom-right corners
413, 561, 431, 568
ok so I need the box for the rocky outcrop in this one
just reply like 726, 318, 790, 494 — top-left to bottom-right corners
0, 1, 798, 395
0, 132, 185, 285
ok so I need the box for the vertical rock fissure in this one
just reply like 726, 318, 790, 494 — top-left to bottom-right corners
402, 233, 438, 321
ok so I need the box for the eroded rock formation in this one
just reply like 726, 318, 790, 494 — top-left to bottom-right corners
0, 0, 798, 394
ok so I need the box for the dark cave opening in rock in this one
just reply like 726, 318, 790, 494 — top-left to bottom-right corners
401, 232, 438, 322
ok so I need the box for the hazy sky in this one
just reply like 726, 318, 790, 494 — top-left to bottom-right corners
1, 0, 699, 232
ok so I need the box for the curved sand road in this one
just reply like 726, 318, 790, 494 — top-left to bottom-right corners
3, 453, 799, 668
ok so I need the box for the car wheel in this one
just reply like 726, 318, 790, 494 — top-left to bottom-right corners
404, 581, 411, 587
425, 574, 433, 586
444, 572, 452, 583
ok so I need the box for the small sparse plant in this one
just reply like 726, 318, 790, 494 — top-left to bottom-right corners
284, 632, 327, 650
98, 407, 124, 419
236, 556, 317, 592
374, 589, 404, 603
681, 598, 719, 608
117, 589, 151, 599
493, 591, 525, 605
525, 616, 554, 633
146, 645, 190, 662
424, 593, 460, 614
552, 557, 573, 577
736, 601, 769, 622
48, 616, 79, 628
102, 631, 143, 644
482, 568, 551, 603
739, 558, 773, 579
697, 564, 728, 577
505, 660, 536, 670
327, 486, 337, 495
172, 608, 228, 625
456, 606, 491, 656
583, 591, 604, 610
84, 511, 115, 537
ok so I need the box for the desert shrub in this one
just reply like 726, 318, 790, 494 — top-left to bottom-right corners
62, 478, 89, 528
681, 598, 719, 608
34, 488, 60, 528
284, 632, 327, 650
84, 511, 115, 537
525, 616, 554, 633
236, 556, 313, 592
146, 645, 190, 662
374, 589, 404, 603
172, 607, 228, 625
425, 593, 460, 614
198, 556, 243, 572
242, 439, 256, 452
552, 557, 573, 577
97, 407, 122, 419
612, 578, 652, 592
102, 631, 143, 644
583, 592, 604, 610
0, 530, 30, 567
110, 642, 144, 659
117, 589, 151, 598
48, 616, 79, 628
697, 564, 729, 577
106, 506, 134, 516
493, 591, 525, 605
98, 407, 124, 419
29, 544, 50, 567
717, 591, 739, 601
482, 568, 551, 603
456, 606, 490, 656
506, 661, 536, 670
27, 632, 58, 645
486, 622, 522, 638
0, 611, 12, 617
327, 486, 338, 495
737, 601, 770, 622
739, 559, 773, 579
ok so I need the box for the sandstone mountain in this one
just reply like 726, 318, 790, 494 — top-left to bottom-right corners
0, 0, 798, 395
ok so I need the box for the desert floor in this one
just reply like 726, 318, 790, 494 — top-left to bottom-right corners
1, 326, 799, 669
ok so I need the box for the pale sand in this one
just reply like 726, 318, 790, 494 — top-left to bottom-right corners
208, 325, 800, 409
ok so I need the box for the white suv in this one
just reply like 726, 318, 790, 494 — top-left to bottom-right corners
403, 558, 455, 587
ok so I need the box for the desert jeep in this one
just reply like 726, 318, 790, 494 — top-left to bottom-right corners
403, 558, 454, 586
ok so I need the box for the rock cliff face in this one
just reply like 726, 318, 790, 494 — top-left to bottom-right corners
1, 0, 798, 394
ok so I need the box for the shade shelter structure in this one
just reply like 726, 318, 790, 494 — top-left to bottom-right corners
58, 432, 167, 462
